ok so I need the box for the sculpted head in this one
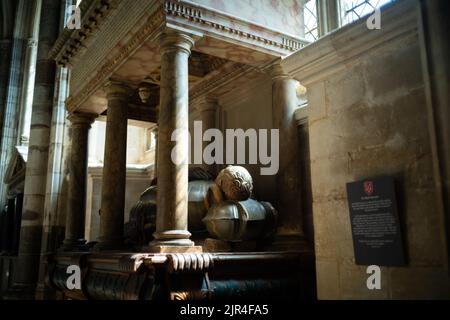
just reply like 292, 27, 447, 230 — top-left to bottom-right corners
215, 165, 253, 201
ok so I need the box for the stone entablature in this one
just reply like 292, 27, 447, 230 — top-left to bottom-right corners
49, 0, 309, 114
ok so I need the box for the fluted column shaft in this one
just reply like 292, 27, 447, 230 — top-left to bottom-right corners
63, 113, 96, 249
96, 82, 130, 249
152, 32, 195, 247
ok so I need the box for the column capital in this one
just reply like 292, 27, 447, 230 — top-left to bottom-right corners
266, 62, 305, 99
195, 96, 218, 113
68, 112, 97, 127
267, 63, 292, 81
104, 81, 132, 101
159, 32, 195, 55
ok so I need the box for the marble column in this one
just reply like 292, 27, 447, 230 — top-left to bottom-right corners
62, 113, 96, 249
95, 81, 131, 250
270, 64, 305, 247
196, 96, 217, 175
14, 0, 60, 298
151, 32, 198, 251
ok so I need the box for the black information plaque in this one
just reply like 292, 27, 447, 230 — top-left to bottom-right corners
346, 176, 405, 266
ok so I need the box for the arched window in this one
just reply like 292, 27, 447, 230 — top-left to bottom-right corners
304, 0, 319, 42
340, 0, 395, 25
303, 0, 397, 43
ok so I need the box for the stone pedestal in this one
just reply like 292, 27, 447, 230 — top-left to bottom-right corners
95, 82, 131, 250
62, 113, 96, 250
150, 32, 199, 252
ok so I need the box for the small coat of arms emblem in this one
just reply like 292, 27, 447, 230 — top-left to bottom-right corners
364, 181, 374, 196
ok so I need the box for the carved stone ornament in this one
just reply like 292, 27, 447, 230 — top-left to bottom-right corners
215, 166, 254, 201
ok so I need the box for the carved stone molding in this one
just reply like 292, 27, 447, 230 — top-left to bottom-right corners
164, 0, 308, 53
164, 1, 202, 19
170, 290, 209, 300
55, 0, 310, 112
104, 81, 133, 101
167, 253, 214, 273
67, 112, 97, 128
49, 0, 116, 66
118, 254, 154, 272
190, 62, 254, 103
159, 32, 195, 55
65, 9, 165, 112
194, 96, 218, 113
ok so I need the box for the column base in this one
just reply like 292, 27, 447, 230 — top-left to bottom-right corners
146, 230, 202, 253
151, 230, 194, 245
143, 244, 203, 254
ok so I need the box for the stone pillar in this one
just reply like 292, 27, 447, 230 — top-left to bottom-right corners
152, 126, 159, 177
270, 64, 305, 247
62, 113, 96, 249
35, 65, 69, 300
419, 0, 450, 267
0, 0, 17, 135
0, 0, 40, 209
196, 96, 217, 175
95, 82, 130, 250
14, 0, 60, 298
151, 32, 199, 251
17, 0, 42, 146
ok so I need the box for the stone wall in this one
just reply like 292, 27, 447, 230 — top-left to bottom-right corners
192, 0, 305, 38
190, 72, 278, 204
284, 0, 449, 299
85, 119, 155, 242
84, 166, 153, 242
88, 119, 155, 166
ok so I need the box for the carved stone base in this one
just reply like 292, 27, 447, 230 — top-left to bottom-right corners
144, 245, 203, 253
